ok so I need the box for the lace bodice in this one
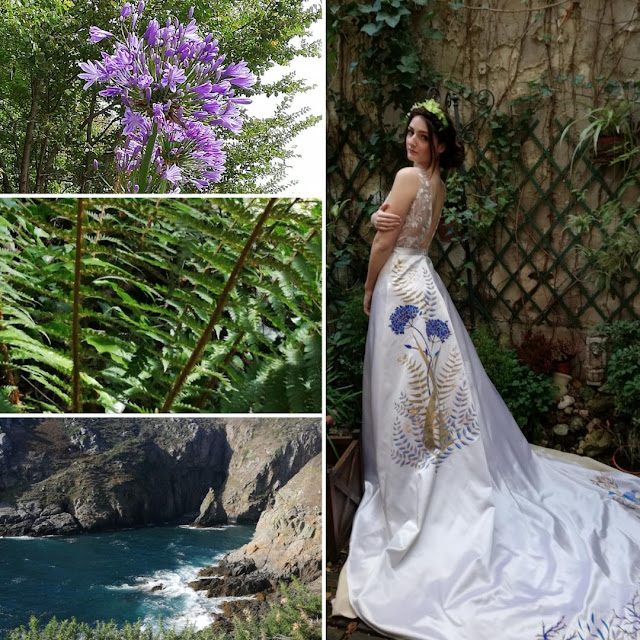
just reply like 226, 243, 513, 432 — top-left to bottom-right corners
395, 169, 434, 249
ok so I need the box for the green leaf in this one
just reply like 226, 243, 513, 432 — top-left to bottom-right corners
361, 22, 383, 35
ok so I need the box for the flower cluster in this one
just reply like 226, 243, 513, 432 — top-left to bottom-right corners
389, 305, 420, 335
78, 2, 255, 192
426, 318, 451, 342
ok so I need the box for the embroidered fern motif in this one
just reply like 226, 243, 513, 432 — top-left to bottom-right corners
389, 258, 480, 470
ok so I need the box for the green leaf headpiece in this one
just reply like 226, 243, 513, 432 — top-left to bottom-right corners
408, 99, 448, 128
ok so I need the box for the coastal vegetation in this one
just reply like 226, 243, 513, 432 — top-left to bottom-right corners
4, 581, 322, 640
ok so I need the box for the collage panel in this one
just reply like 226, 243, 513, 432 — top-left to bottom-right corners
327, 1, 640, 639
0, 417, 321, 634
0, 197, 321, 414
0, 0, 322, 196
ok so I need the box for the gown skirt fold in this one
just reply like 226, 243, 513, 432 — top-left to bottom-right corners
335, 247, 640, 640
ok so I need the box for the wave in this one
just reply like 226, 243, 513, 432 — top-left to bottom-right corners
177, 524, 237, 531
107, 563, 231, 631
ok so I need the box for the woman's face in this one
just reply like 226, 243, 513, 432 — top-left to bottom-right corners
406, 115, 443, 169
406, 116, 432, 167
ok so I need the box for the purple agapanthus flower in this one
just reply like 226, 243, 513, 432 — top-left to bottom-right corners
78, 60, 106, 89
88, 27, 115, 44
78, 2, 255, 192
389, 305, 420, 335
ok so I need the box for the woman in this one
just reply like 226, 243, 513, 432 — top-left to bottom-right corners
332, 100, 640, 639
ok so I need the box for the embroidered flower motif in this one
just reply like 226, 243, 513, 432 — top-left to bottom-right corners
592, 473, 640, 518
389, 305, 419, 335
426, 318, 451, 343
388, 262, 480, 470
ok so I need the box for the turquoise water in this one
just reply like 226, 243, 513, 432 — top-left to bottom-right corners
0, 525, 255, 634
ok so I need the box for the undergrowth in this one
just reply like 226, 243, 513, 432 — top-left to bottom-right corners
5, 582, 321, 640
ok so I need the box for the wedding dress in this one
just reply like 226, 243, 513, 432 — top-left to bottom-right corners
332, 167, 640, 639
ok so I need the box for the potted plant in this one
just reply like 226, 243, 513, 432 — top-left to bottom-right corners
612, 422, 640, 476
561, 99, 639, 168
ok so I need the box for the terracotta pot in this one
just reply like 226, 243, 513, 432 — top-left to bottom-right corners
612, 446, 640, 476
593, 134, 627, 165
555, 361, 571, 375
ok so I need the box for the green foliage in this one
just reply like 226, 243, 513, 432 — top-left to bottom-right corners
0, 0, 320, 193
326, 288, 370, 427
561, 87, 640, 292
471, 325, 555, 438
0, 197, 321, 413
4, 581, 322, 639
599, 321, 640, 420
232, 580, 322, 640
328, 0, 442, 195
566, 176, 640, 291
441, 104, 541, 244
598, 321, 640, 467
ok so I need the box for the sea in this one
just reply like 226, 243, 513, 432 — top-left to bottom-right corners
0, 524, 255, 635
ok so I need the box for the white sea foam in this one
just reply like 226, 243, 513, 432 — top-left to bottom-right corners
178, 524, 237, 531
108, 563, 230, 631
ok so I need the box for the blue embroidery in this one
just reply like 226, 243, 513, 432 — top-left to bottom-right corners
389, 304, 420, 335
540, 592, 640, 639
387, 264, 480, 470
592, 473, 640, 518
425, 318, 451, 342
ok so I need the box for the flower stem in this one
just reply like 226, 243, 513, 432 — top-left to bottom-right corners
137, 121, 158, 192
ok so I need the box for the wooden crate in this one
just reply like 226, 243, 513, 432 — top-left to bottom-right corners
327, 435, 363, 562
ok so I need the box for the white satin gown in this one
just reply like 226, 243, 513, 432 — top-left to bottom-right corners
332, 167, 640, 639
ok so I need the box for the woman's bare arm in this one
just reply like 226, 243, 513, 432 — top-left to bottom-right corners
371, 203, 402, 231
364, 168, 419, 314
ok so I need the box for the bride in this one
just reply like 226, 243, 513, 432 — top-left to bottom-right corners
332, 99, 640, 639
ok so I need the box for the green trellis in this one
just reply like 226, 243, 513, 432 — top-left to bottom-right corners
329, 117, 640, 331
431, 119, 640, 329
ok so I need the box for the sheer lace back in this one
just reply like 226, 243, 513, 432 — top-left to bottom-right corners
395, 169, 434, 250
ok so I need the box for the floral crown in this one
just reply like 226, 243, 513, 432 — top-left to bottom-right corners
408, 99, 448, 128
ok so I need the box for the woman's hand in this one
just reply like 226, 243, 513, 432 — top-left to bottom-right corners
364, 289, 373, 316
371, 203, 402, 231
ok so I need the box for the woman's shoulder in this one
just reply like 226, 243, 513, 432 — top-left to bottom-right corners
395, 166, 422, 180
392, 166, 422, 192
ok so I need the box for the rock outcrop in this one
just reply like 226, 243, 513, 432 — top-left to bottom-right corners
193, 487, 226, 526
190, 453, 322, 608
225, 453, 322, 581
0, 417, 320, 537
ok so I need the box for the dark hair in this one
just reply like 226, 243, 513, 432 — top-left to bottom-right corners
405, 106, 465, 170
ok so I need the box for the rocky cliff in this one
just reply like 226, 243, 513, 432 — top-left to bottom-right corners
225, 452, 321, 580
0, 417, 320, 537
191, 454, 322, 597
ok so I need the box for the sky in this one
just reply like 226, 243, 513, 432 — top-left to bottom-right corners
246, 6, 325, 198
